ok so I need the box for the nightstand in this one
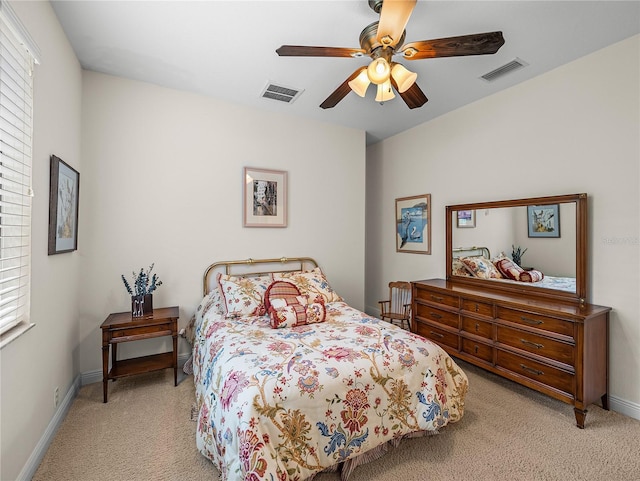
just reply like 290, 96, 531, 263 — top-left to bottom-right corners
101, 306, 179, 403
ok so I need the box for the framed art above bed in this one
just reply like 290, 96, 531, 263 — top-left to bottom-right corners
243, 167, 287, 227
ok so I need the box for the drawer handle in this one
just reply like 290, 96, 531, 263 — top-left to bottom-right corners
474, 304, 480, 312
520, 339, 544, 349
474, 345, 479, 354
430, 295, 444, 302
430, 312, 443, 319
429, 331, 444, 339
520, 316, 543, 326
520, 363, 544, 376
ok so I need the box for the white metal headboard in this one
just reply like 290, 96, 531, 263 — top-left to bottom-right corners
203, 256, 319, 296
452, 246, 491, 259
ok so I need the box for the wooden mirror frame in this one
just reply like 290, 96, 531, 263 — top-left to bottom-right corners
446, 193, 588, 304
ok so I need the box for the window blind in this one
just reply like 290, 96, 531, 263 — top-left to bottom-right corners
0, 2, 36, 338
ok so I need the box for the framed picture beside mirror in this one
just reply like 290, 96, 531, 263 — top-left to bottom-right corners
456, 209, 475, 228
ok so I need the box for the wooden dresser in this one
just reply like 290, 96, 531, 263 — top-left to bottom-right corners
412, 279, 611, 428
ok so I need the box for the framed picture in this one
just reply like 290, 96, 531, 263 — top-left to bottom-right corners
48, 155, 79, 255
396, 194, 431, 254
243, 167, 287, 227
527, 204, 560, 238
457, 210, 475, 228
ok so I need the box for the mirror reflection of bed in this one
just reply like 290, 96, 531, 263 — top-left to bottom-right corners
446, 193, 586, 302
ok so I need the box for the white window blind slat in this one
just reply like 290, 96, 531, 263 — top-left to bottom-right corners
0, 2, 35, 338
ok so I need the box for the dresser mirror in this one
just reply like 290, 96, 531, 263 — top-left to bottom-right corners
446, 193, 587, 303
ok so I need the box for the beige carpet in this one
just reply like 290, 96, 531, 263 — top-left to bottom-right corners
33, 361, 640, 481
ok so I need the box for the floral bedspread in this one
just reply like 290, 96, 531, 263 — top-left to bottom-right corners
192, 301, 468, 481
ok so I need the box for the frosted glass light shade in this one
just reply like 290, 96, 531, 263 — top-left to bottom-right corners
348, 69, 371, 97
367, 57, 391, 85
375, 80, 395, 102
391, 63, 417, 93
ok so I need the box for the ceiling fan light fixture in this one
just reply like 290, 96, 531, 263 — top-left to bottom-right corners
391, 63, 417, 93
375, 80, 395, 103
348, 69, 371, 97
367, 57, 391, 85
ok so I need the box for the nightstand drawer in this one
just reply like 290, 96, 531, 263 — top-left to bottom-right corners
111, 323, 173, 340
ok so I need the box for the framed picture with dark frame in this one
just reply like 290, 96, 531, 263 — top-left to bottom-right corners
456, 210, 476, 228
48, 155, 79, 255
527, 204, 560, 238
243, 167, 287, 227
395, 194, 431, 254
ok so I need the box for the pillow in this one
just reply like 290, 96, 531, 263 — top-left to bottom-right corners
264, 280, 301, 312
460, 256, 503, 279
273, 267, 343, 303
519, 269, 544, 283
217, 273, 272, 318
452, 258, 475, 277
495, 258, 524, 281
269, 295, 326, 328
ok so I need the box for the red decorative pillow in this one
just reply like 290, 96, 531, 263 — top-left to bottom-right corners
269, 295, 326, 328
264, 280, 301, 312
519, 269, 544, 282
495, 258, 524, 281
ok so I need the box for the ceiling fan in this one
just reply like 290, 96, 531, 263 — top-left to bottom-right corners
276, 0, 505, 109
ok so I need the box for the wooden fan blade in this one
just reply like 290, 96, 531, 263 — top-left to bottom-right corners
276, 45, 366, 57
320, 67, 367, 109
391, 77, 428, 109
377, 0, 417, 47
400, 31, 505, 60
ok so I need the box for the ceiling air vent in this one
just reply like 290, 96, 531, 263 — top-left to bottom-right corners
261, 82, 303, 104
480, 58, 529, 82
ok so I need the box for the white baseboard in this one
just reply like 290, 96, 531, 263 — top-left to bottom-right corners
610, 394, 640, 421
16, 374, 81, 481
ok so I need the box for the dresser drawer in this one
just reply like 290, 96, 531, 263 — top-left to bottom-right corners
415, 304, 459, 329
461, 338, 493, 363
497, 326, 574, 366
415, 288, 459, 309
496, 307, 574, 338
497, 350, 574, 395
415, 322, 459, 350
461, 316, 492, 339
461, 299, 493, 317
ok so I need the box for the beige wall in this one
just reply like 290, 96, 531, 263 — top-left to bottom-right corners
78, 71, 366, 372
366, 35, 640, 411
0, 2, 82, 480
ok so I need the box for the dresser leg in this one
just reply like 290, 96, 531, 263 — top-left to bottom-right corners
573, 407, 587, 429
601, 393, 610, 410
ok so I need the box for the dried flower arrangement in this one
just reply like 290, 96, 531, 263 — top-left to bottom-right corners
121, 263, 163, 297
511, 245, 528, 267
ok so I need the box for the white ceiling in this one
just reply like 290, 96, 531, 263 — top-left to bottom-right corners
51, 1, 640, 145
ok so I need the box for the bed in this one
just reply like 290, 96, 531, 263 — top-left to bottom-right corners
190, 257, 468, 481
452, 246, 577, 293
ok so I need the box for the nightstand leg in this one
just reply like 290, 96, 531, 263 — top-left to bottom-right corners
102, 344, 109, 403
173, 334, 178, 386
